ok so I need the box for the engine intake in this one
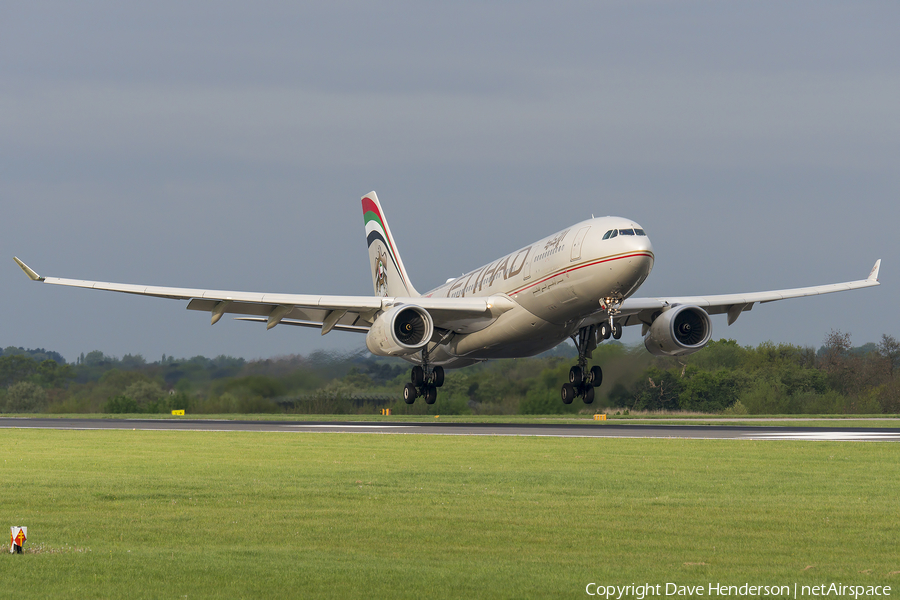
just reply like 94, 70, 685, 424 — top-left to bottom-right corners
366, 305, 434, 357
643, 305, 712, 357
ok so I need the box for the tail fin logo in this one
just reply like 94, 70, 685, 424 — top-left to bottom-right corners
374, 248, 389, 297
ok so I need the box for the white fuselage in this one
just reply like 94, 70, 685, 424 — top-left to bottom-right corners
421, 217, 655, 367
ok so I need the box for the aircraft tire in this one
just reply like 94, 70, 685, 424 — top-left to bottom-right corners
411, 366, 425, 386
612, 323, 623, 339
569, 366, 584, 385
424, 386, 437, 405
589, 366, 603, 388
561, 383, 576, 404
403, 383, 417, 404
583, 385, 595, 404
432, 366, 445, 388
599, 322, 611, 339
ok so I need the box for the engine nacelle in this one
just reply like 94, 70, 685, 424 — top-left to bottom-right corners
365, 304, 434, 357
643, 305, 713, 357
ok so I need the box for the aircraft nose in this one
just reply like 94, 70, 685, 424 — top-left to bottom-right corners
626, 232, 653, 256
637, 235, 653, 255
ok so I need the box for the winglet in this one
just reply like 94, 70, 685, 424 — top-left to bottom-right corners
868, 259, 881, 282
13, 257, 44, 282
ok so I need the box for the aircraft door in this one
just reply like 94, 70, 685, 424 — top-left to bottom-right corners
571, 227, 590, 261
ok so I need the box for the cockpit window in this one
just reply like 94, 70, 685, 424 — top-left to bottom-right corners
604, 227, 646, 239
605, 228, 647, 239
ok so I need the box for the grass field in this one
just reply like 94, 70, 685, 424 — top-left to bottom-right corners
3, 429, 899, 598
13, 412, 900, 429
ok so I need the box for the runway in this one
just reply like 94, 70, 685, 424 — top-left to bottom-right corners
2, 417, 899, 441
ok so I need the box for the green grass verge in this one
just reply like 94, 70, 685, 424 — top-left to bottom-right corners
3, 431, 899, 598
7, 412, 900, 428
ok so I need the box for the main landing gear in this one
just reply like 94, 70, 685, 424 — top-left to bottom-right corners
561, 320, 621, 405
403, 351, 444, 405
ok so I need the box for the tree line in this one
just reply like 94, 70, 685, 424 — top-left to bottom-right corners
1, 331, 898, 415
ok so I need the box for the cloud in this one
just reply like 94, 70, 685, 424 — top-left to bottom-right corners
1, 1, 897, 361
4, 68, 897, 177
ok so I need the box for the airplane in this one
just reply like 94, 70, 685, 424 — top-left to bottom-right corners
15, 191, 881, 405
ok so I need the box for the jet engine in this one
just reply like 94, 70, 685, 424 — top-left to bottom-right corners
366, 305, 434, 357
643, 305, 712, 357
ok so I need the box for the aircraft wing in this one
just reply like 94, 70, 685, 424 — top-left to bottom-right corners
12, 258, 515, 335
605, 259, 881, 330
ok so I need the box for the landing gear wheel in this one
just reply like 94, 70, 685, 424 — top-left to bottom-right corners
588, 365, 603, 388
569, 365, 584, 385
424, 386, 437, 405
599, 322, 611, 340
561, 383, 576, 404
563, 324, 610, 404
432, 366, 445, 388
612, 323, 623, 340
411, 366, 425, 386
403, 383, 417, 404
583, 385, 595, 404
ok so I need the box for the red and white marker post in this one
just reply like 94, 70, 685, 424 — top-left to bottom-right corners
9, 527, 26, 554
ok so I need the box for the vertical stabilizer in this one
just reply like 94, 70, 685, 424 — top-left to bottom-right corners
362, 192, 419, 298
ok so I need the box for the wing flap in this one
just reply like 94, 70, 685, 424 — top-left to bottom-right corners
186, 298, 356, 329
235, 317, 370, 334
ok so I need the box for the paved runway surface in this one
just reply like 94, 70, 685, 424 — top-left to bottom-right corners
2, 417, 899, 441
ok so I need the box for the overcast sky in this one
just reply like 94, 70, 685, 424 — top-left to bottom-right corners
2, 1, 898, 363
